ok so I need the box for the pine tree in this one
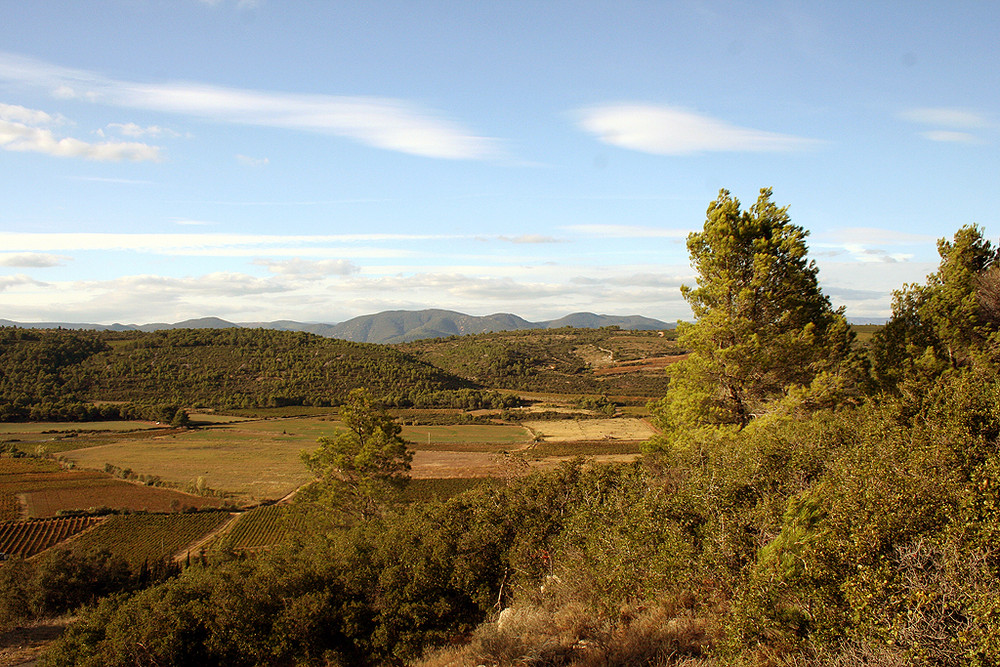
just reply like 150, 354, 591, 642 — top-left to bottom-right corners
656, 188, 852, 431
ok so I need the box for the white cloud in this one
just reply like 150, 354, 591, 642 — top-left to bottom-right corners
0, 253, 68, 268
564, 223, 691, 239
255, 258, 359, 277
575, 104, 822, 155
236, 153, 269, 166
0, 231, 461, 254
900, 107, 992, 144
920, 130, 980, 144
0, 51, 500, 160
101, 122, 183, 138
0, 119, 163, 161
899, 107, 990, 129
0, 274, 46, 291
0, 102, 62, 125
496, 234, 561, 244
0, 102, 162, 162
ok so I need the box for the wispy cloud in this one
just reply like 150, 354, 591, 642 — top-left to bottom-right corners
899, 107, 990, 128
236, 153, 269, 166
900, 107, 992, 143
563, 224, 690, 239
0, 52, 501, 160
496, 234, 561, 244
0, 252, 68, 268
919, 130, 980, 144
0, 274, 46, 291
575, 104, 823, 155
0, 102, 162, 161
255, 258, 359, 277
99, 122, 184, 138
0, 232, 465, 254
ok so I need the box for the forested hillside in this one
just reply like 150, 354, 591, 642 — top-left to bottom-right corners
395, 326, 681, 396
0, 327, 473, 420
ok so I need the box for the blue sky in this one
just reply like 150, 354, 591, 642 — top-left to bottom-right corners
0, 1, 997, 325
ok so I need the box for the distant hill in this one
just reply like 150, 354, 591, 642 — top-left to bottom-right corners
1, 310, 673, 344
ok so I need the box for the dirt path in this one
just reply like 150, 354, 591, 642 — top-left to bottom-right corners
172, 511, 242, 563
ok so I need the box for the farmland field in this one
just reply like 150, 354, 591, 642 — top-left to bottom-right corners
0, 455, 222, 518
67, 511, 233, 567
60, 419, 537, 500
519, 417, 656, 442
0, 421, 159, 435
22, 480, 223, 518
0, 516, 105, 558
216, 504, 311, 552
59, 419, 336, 502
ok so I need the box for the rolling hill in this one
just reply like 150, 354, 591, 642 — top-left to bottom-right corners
1, 310, 673, 344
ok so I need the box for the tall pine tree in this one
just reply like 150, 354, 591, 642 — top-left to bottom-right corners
656, 188, 852, 431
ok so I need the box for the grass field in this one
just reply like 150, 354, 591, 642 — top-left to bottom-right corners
60, 419, 332, 502
60, 419, 536, 501
0, 421, 158, 435
519, 417, 655, 442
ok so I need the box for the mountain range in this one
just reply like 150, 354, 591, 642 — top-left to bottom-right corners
0, 309, 674, 344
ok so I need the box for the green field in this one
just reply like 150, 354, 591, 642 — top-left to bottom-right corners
401, 423, 531, 447
59, 418, 534, 502
0, 421, 158, 435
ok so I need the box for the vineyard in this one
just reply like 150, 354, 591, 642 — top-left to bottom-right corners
68, 511, 232, 568
217, 505, 310, 552
0, 491, 18, 522
0, 515, 105, 558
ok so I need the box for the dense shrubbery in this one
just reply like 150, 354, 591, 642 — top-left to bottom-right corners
0, 547, 177, 633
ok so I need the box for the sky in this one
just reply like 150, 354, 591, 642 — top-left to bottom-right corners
0, 1, 997, 325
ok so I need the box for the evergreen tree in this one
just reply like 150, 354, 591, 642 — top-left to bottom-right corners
871, 224, 1000, 389
301, 388, 413, 520
655, 188, 852, 431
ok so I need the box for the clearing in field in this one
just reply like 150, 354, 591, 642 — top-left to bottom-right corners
519, 417, 656, 443
61, 419, 534, 500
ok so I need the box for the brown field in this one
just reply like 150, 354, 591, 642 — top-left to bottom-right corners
519, 417, 656, 443
0, 455, 221, 518
22, 481, 222, 518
